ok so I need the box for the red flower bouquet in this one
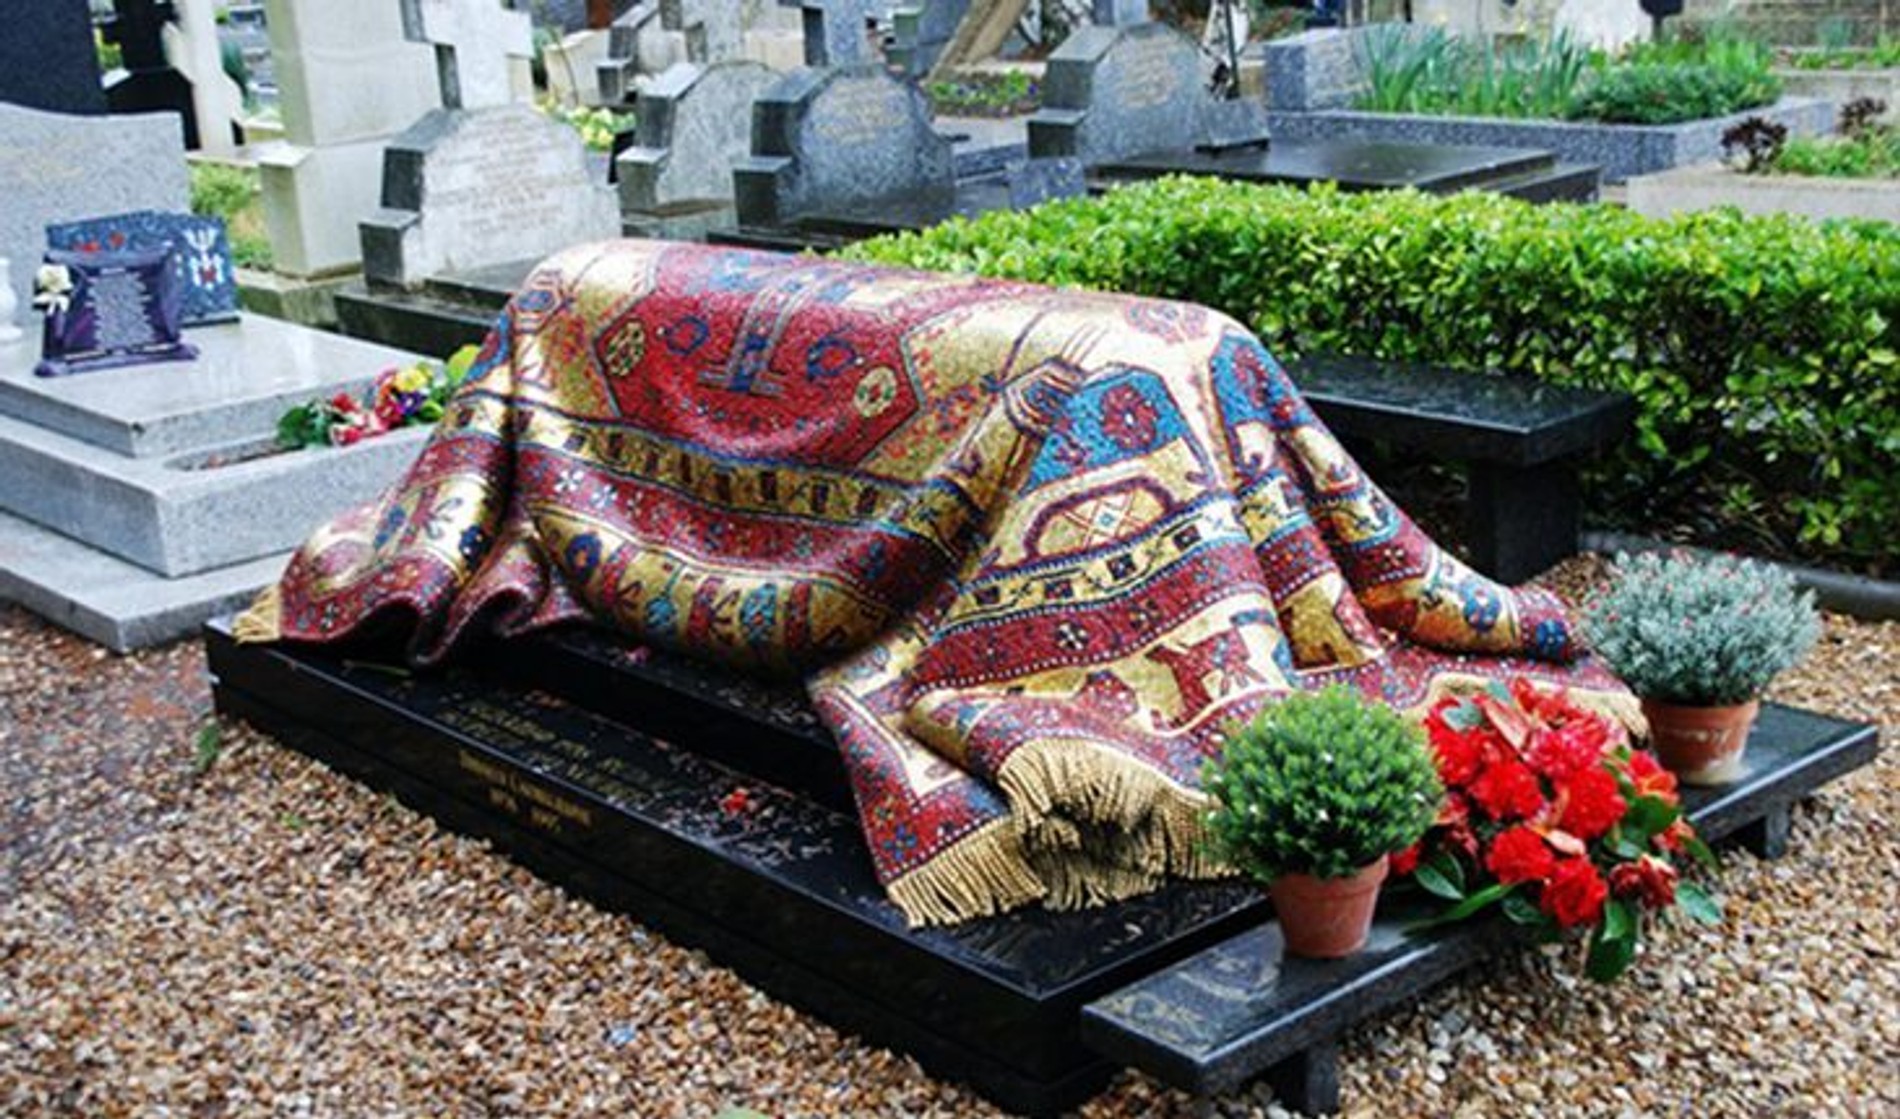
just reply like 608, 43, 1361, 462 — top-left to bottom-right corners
1394, 678, 1721, 981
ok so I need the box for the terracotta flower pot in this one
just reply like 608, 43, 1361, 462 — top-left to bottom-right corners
1641, 697, 1760, 786
1268, 856, 1389, 959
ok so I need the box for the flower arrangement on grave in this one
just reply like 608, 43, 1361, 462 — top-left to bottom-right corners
277, 345, 480, 450
1581, 551, 1821, 785
1203, 687, 1443, 958
1394, 678, 1722, 981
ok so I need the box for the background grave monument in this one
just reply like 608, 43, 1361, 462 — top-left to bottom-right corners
358, 0, 618, 289
617, 60, 780, 237
166, 0, 245, 154
732, 64, 955, 231
256, 0, 442, 279
0, 102, 435, 649
0, 104, 189, 334
1027, 20, 1263, 166
0, 0, 107, 115
337, 0, 619, 352
100, 0, 202, 149
791, 0, 884, 66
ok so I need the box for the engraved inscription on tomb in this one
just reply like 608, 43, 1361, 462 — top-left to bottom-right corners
808, 78, 909, 150
1105, 35, 1187, 111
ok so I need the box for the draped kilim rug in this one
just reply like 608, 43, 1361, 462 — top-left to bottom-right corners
239, 240, 1634, 924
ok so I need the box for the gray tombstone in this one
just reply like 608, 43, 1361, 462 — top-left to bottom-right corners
0, 0, 106, 115
888, 1, 969, 76
790, 0, 881, 66
662, 0, 745, 62
732, 64, 953, 228
359, 103, 621, 288
1028, 21, 1264, 165
1092, 0, 1150, 24
0, 104, 190, 332
617, 60, 778, 213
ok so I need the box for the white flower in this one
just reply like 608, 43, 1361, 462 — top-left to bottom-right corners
31, 264, 72, 314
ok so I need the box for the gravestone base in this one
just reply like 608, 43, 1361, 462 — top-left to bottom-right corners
204, 615, 1880, 1115
1091, 139, 1601, 203
204, 620, 1268, 1117
235, 268, 356, 331
335, 260, 530, 356
0, 508, 288, 652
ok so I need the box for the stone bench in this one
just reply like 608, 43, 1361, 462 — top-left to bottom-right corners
1080, 703, 1879, 1114
1285, 354, 1637, 584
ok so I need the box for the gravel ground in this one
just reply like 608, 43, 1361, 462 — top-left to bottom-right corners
2, 556, 1894, 1117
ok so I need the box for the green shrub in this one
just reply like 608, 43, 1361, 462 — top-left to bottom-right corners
1581, 551, 1820, 706
1358, 25, 1591, 120
189, 162, 256, 221
1772, 129, 1900, 178
1567, 62, 1773, 124
841, 178, 1900, 570
1203, 687, 1442, 881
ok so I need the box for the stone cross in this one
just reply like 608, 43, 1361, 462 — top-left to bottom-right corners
399, 0, 534, 111
170, 0, 243, 154
786, 0, 882, 66
101, 0, 178, 72
661, 0, 744, 63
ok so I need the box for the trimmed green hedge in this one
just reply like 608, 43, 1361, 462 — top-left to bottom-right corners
841, 179, 1899, 571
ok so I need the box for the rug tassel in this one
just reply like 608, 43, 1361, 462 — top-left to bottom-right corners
887, 817, 1046, 928
231, 584, 284, 644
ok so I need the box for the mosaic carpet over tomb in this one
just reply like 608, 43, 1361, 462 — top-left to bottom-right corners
242, 240, 1630, 923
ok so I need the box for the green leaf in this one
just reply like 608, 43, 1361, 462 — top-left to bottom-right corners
191, 720, 222, 775
1500, 892, 1546, 927
1682, 833, 1720, 872
1677, 881, 1724, 925
1438, 881, 1514, 924
1414, 854, 1466, 901
1586, 927, 1638, 982
1603, 897, 1637, 941
1623, 794, 1680, 843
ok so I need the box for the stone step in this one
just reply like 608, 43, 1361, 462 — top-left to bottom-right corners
0, 509, 286, 652
0, 404, 425, 577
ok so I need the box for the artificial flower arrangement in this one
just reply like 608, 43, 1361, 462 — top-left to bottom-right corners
1394, 678, 1722, 982
277, 344, 479, 450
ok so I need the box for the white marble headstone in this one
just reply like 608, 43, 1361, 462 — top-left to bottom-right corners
401, 0, 535, 111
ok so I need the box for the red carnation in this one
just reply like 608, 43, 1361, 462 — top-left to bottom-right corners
1391, 843, 1421, 877
1540, 857, 1608, 929
1558, 765, 1628, 841
1469, 759, 1544, 821
1623, 749, 1680, 799
1485, 826, 1556, 885
1609, 855, 1678, 910
1655, 817, 1696, 854
1527, 717, 1610, 782
1427, 717, 1486, 786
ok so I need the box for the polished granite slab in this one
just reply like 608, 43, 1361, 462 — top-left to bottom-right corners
205, 620, 1267, 1116
1096, 138, 1555, 192
1286, 354, 1637, 469
1081, 703, 1880, 1109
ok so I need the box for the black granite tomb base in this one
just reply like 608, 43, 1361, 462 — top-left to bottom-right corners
1092, 139, 1601, 203
206, 620, 1877, 1116
204, 622, 1265, 1116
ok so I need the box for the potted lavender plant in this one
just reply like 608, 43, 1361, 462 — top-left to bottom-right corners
1582, 551, 1821, 785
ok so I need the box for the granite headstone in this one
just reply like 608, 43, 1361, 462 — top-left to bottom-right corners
733, 64, 954, 228
1028, 21, 1266, 165
0, 0, 107, 115
618, 60, 779, 213
0, 103, 190, 334
360, 104, 620, 288
790, 0, 882, 66
402, 0, 535, 111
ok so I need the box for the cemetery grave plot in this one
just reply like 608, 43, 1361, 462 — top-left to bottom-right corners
205, 618, 1879, 1116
